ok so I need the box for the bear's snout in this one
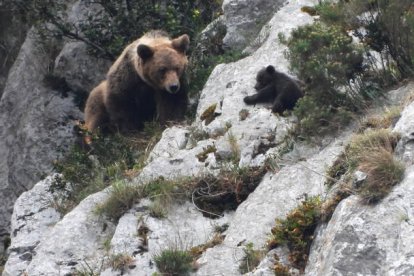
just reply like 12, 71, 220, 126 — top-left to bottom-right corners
167, 83, 180, 94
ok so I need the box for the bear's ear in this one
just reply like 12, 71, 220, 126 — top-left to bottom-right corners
266, 65, 276, 74
137, 44, 154, 61
172, 34, 190, 54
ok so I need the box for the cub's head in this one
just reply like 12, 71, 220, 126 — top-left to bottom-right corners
138, 34, 189, 94
255, 65, 276, 90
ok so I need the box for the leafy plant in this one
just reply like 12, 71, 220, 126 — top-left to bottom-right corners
268, 196, 322, 269
317, 0, 414, 78
284, 21, 374, 137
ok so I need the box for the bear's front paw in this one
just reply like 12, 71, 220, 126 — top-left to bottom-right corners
243, 95, 256, 105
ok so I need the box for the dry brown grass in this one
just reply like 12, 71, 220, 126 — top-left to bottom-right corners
359, 106, 401, 131
358, 147, 405, 203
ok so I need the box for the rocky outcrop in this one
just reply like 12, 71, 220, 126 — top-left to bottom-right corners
222, 0, 286, 50
4, 0, 321, 274
4, 0, 414, 275
305, 85, 414, 276
0, 3, 29, 98
0, 2, 109, 253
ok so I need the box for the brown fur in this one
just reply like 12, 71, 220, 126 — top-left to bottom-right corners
84, 30, 190, 132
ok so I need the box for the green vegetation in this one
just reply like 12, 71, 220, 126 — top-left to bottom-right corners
239, 242, 265, 274
268, 196, 322, 270
154, 248, 194, 276
10, 0, 221, 60
96, 180, 143, 221
283, 22, 367, 137
51, 124, 163, 214
196, 144, 217, 162
283, 0, 414, 137
97, 165, 267, 221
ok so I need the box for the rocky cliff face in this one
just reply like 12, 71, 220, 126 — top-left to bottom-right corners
0, 2, 110, 254
2, 0, 414, 275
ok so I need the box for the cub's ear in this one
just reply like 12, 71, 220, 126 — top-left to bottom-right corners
172, 34, 190, 54
138, 44, 154, 61
266, 65, 276, 74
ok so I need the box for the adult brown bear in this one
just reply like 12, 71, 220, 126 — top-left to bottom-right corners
84, 30, 190, 132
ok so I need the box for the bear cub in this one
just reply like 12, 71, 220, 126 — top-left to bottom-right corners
243, 65, 304, 114
84, 30, 190, 133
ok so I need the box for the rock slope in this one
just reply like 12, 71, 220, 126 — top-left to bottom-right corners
3, 0, 414, 275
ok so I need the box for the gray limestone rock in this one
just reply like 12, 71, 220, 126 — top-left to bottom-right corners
305, 91, 414, 276
0, 28, 82, 247
54, 41, 111, 93
222, 0, 286, 50
3, 175, 61, 276
8, 0, 414, 275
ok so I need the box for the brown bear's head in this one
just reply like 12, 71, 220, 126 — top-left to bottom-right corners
255, 65, 276, 90
138, 34, 190, 94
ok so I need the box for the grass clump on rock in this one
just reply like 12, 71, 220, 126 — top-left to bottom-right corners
325, 128, 404, 205
97, 165, 267, 221
154, 248, 194, 276
357, 147, 405, 203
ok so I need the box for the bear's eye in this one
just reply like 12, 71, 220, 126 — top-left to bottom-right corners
158, 67, 167, 75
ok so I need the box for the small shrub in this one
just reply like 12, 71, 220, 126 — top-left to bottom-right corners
268, 196, 322, 270
154, 249, 193, 276
358, 147, 405, 203
196, 145, 217, 162
284, 20, 374, 137
239, 242, 265, 274
317, 0, 414, 78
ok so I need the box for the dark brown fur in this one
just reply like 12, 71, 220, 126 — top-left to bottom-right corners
243, 65, 304, 114
84, 30, 189, 132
